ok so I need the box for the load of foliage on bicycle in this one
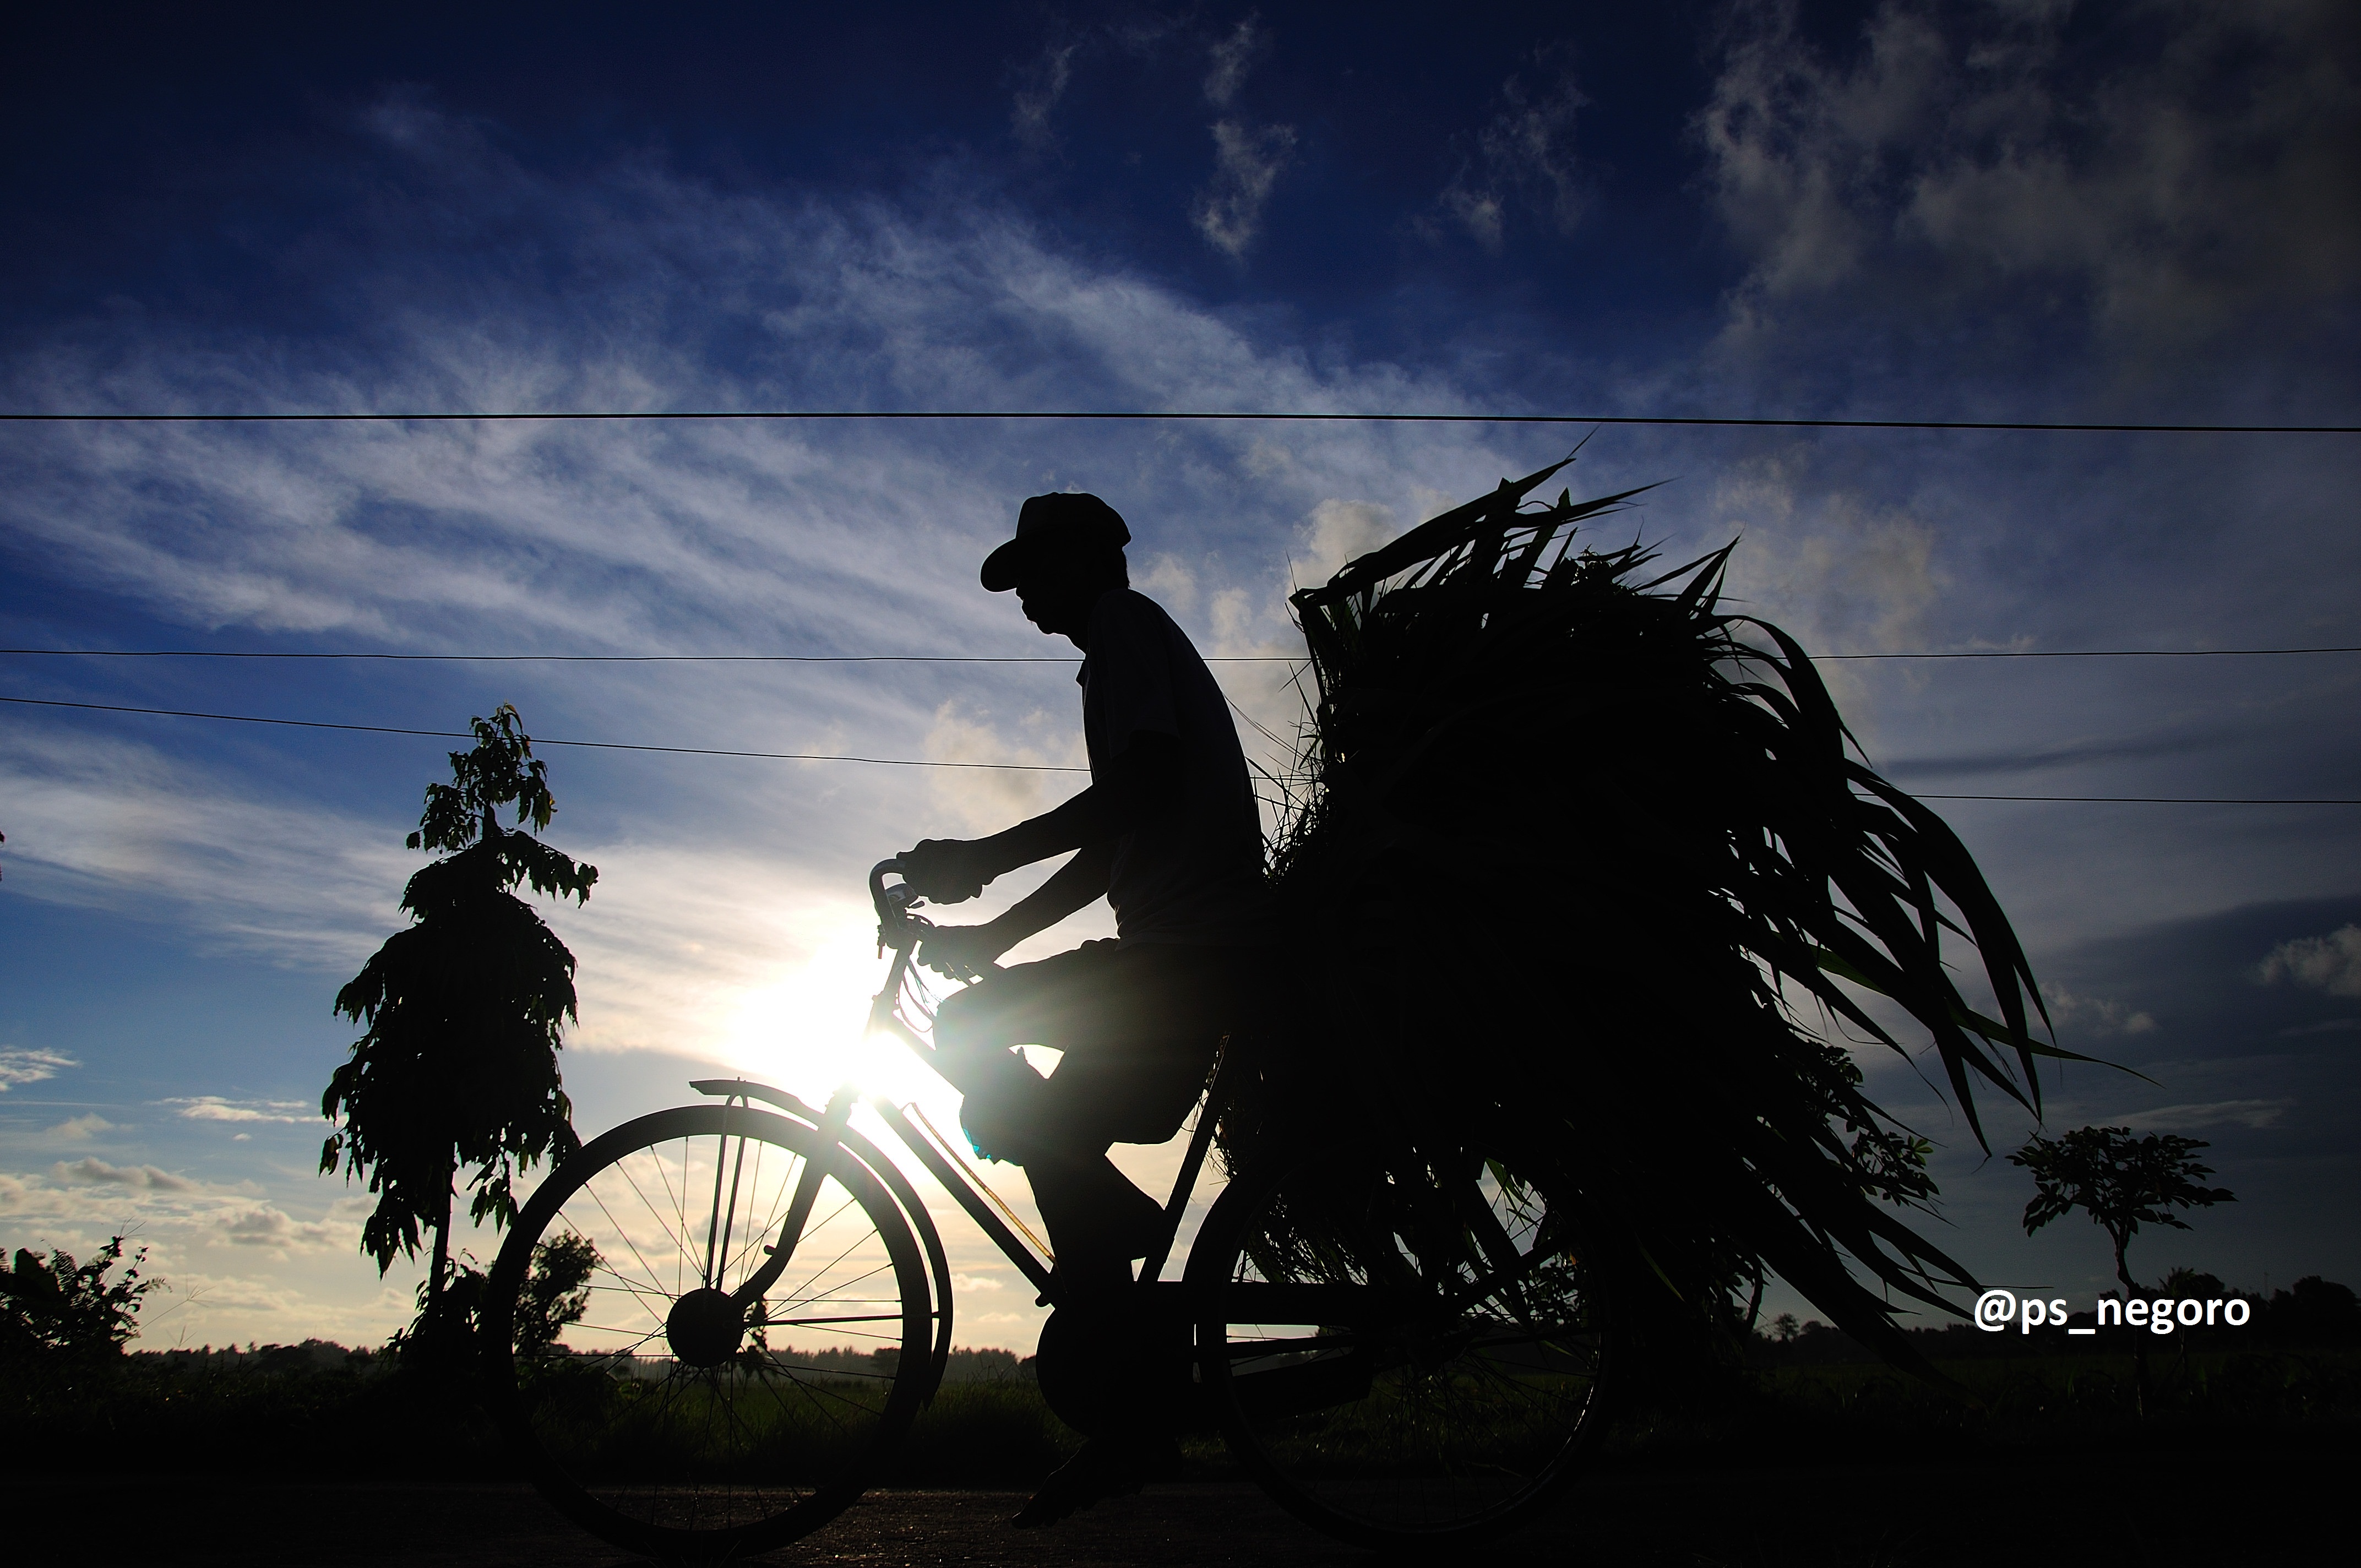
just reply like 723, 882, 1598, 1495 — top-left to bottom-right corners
1225, 457, 2066, 1393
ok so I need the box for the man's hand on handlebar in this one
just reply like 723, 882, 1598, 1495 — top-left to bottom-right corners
916, 922, 1013, 981
896, 838, 991, 905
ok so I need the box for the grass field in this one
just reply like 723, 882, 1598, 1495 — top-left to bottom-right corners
7, 1337, 2354, 1485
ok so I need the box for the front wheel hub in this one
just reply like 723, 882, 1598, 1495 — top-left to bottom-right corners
665, 1287, 747, 1368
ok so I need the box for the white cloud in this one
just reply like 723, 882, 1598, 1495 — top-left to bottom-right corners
949, 1272, 1005, 1292
2042, 987, 2158, 1039
1194, 119, 1297, 258
2256, 924, 2361, 998
218, 1204, 341, 1251
1701, 457, 1942, 669
1294, 499, 1399, 586
1693, 0, 2361, 350
166, 1097, 312, 1124
0, 1048, 77, 1092
921, 703, 1087, 836
42, 1114, 118, 1141
51, 1156, 198, 1191
1133, 553, 1199, 618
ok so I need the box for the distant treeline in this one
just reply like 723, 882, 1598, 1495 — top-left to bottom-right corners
126, 1338, 1036, 1382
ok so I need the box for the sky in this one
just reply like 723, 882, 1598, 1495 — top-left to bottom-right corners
2, 0, 2357, 1354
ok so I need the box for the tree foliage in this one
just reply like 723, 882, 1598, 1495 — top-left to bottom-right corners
321, 705, 597, 1333
0, 1236, 160, 1364
2011, 1124, 2235, 1293
386, 1236, 600, 1365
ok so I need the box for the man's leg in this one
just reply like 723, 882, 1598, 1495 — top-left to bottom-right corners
932, 945, 1168, 1271
928, 943, 1263, 1525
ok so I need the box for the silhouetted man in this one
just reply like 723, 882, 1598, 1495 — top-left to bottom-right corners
896, 491, 1273, 1525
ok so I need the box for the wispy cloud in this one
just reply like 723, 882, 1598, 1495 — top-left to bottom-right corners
1011, 40, 1079, 152
1185, 13, 1293, 260
1203, 15, 1266, 109
0, 728, 417, 967
1195, 119, 1296, 258
166, 1098, 313, 1125
2119, 1098, 2292, 1133
0, 1048, 77, 1092
1438, 45, 1587, 253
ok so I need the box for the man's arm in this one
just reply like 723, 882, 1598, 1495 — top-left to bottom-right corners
899, 730, 1182, 900
917, 840, 1113, 977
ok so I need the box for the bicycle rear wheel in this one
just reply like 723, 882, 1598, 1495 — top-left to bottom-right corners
1188, 1145, 1609, 1549
482, 1104, 931, 1561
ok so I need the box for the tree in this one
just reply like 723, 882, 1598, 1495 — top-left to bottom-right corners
510, 1233, 599, 1357
320, 705, 598, 1355
388, 1235, 600, 1362
2009, 1125, 2235, 1294
0, 1235, 160, 1365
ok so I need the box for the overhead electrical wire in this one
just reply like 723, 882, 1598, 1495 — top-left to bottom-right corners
1911, 793, 2359, 805
2, 409, 2355, 433
6, 645, 2357, 663
0, 695, 1085, 772
4, 693, 2354, 803
10, 414, 2346, 797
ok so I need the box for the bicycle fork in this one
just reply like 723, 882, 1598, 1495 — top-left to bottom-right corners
727, 1086, 859, 1313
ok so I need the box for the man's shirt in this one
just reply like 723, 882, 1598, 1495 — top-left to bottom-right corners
1078, 589, 1273, 946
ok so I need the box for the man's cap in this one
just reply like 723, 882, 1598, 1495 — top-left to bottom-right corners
981, 492, 1131, 592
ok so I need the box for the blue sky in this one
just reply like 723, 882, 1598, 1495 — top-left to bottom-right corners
3, 1, 2357, 1351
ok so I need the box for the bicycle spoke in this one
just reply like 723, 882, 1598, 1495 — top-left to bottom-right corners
490, 1104, 948, 1553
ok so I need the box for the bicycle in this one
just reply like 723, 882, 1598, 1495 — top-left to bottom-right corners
482, 858, 1613, 1559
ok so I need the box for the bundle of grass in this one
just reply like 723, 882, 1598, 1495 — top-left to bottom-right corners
1236, 456, 2066, 1385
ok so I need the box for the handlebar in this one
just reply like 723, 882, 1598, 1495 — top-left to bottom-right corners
870, 856, 908, 917
869, 856, 997, 983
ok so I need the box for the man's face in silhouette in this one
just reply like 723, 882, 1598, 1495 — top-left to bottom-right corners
1014, 552, 1113, 646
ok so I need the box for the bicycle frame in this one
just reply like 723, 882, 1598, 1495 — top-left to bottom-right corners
485, 861, 1607, 1563
681, 858, 1237, 1394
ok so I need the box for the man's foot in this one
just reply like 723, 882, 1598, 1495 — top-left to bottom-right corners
1009, 1438, 1176, 1529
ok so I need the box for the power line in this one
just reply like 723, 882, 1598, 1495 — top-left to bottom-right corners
1813, 646, 2361, 661
0, 648, 1099, 664
6, 645, 2357, 664
0, 695, 1086, 772
2, 409, 2355, 433
1915, 793, 2360, 805
6, 693, 2355, 802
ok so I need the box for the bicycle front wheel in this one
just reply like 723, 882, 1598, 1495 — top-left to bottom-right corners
1188, 1145, 1609, 1549
482, 1104, 932, 1561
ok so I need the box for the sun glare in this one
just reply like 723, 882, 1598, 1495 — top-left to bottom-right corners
713, 917, 940, 1108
